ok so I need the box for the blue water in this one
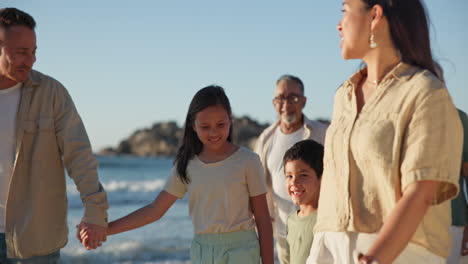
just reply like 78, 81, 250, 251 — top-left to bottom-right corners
61, 156, 193, 264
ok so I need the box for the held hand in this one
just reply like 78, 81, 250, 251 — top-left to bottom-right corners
358, 253, 380, 264
76, 222, 107, 250
76, 223, 95, 249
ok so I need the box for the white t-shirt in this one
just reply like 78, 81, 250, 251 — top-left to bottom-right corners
0, 83, 22, 232
266, 126, 305, 237
163, 146, 267, 234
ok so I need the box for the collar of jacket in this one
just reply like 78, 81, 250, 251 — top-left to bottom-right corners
12, 70, 41, 170
24, 70, 41, 88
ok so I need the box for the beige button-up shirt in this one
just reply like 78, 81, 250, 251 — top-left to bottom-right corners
4, 70, 108, 258
314, 63, 462, 257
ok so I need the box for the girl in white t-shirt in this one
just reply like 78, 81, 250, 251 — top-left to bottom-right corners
92, 85, 274, 263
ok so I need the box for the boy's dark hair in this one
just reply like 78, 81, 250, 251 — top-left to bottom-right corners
0, 8, 36, 30
283, 140, 324, 179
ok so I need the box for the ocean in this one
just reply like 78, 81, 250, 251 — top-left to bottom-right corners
61, 155, 193, 264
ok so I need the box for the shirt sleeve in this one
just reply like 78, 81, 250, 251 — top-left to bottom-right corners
246, 153, 268, 197
54, 83, 109, 227
163, 166, 187, 199
400, 84, 463, 205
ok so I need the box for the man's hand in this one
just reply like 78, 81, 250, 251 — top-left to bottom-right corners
76, 222, 107, 250
358, 253, 380, 264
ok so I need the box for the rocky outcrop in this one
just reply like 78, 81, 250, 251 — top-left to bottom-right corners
100, 116, 269, 157
232, 116, 269, 150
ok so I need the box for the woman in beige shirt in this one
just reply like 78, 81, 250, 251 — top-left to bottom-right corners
307, 1, 463, 264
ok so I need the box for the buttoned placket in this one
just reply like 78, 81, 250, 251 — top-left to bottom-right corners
341, 74, 395, 230
344, 81, 358, 229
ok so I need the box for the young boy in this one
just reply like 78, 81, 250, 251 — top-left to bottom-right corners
283, 139, 323, 264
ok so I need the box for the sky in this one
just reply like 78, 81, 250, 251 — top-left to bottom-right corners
3, 1, 468, 150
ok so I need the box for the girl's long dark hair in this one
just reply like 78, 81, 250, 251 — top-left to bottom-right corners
362, 0, 440, 79
174, 85, 233, 184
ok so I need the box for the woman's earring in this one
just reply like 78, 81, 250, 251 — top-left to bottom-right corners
370, 33, 377, 48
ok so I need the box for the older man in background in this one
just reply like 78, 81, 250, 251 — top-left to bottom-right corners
255, 74, 327, 263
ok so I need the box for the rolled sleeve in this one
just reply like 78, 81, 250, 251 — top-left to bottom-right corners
401, 87, 463, 204
81, 184, 109, 226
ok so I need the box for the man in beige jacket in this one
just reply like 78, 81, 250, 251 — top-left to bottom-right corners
0, 8, 108, 262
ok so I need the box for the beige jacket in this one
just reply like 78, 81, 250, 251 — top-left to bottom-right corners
4, 70, 108, 258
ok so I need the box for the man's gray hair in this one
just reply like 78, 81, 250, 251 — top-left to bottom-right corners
276, 74, 304, 93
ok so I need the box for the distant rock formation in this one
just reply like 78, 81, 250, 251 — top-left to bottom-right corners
99, 116, 330, 157
99, 116, 270, 157
232, 116, 270, 150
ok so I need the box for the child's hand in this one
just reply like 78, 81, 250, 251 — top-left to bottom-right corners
76, 222, 107, 250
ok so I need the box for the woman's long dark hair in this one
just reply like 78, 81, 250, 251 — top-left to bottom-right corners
362, 0, 440, 79
174, 85, 233, 184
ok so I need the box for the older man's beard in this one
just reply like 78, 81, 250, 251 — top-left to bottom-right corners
281, 113, 298, 125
